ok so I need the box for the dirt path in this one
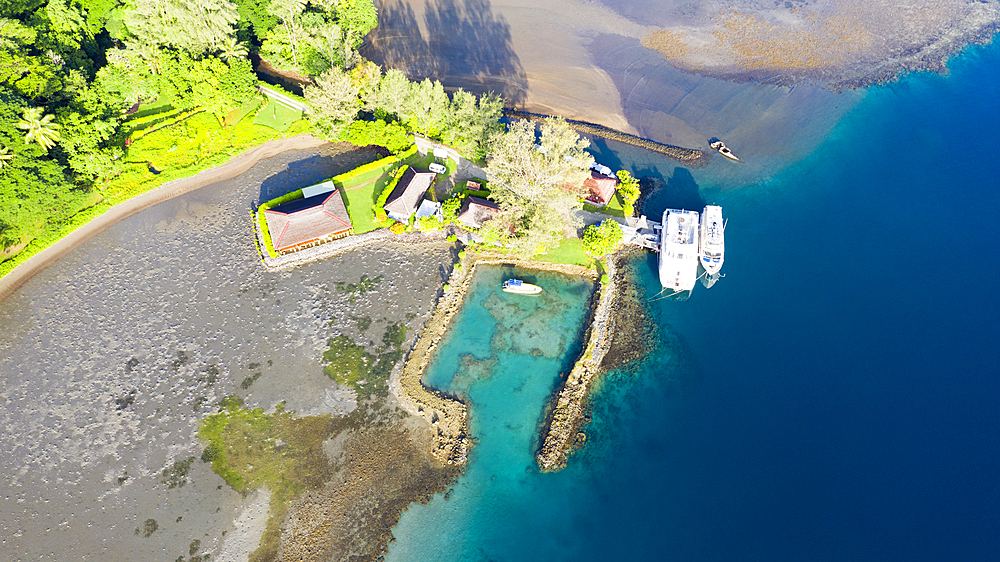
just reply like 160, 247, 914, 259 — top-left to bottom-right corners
0, 134, 328, 304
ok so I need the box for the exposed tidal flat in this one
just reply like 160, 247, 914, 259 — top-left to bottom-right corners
0, 143, 462, 561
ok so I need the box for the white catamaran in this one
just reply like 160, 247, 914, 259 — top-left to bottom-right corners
658, 209, 700, 292
699, 205, 725, 275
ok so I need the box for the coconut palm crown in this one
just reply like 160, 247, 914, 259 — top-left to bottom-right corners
18, 107, 61, 150
0, 145, 13, 169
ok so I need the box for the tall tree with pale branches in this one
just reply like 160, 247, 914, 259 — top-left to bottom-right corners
484, 118, 591, 256
268, 0, 307, 68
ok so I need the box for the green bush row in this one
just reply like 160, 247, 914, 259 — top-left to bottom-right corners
334, 145, 417, 186
129, 107, 207, 142
256, 188, 305, 258
374, 164, 409, 224
125, 107, 186, 131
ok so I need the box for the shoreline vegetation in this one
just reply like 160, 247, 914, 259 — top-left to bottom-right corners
0, 134, 326, 303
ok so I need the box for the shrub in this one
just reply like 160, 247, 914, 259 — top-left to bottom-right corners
340, 119, 413, 153
446, 234, 457, 242
417, 215, 444, 232
376, 164, 409, 211
389, 222, 406, 234
582, 219, 623, 257
601, 274, 610, 284
441, 196, 462, 223
458, 250, 466, 259
615, 170, 641, 215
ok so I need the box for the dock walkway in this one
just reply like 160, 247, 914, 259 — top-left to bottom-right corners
621, 215, 660, 251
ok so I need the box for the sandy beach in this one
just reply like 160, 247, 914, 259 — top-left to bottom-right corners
364, 0, 998, 182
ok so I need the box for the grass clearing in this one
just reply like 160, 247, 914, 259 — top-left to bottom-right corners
534, 237, 595, 268
583, 191, 627, 218
253, 97, 303, 132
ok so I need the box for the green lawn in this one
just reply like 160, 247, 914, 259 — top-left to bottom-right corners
534, 237, 594, 268
253, 97, 303, 131
339, 168, 397, 234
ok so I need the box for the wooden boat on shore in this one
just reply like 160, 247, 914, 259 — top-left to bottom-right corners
502, 279, 542, 295
710, 141, 740, 161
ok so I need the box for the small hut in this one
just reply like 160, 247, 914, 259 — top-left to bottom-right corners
384, 168, 436, 222
456, 196, 500, 229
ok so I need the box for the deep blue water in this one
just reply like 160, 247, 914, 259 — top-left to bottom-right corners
388, 41, 1000, 561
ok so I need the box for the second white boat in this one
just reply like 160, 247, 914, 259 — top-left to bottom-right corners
700, 205, 725, 275
658, 209, 700, 292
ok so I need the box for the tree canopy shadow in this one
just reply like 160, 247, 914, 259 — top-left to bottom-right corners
640, 166, 705, 219
362, 0, 527, 104
258, 155, 342, 204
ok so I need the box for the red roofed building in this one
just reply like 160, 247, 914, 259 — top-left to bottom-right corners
456, 196, 500, 229
583, 170, 618, 207
264, 190, 354, 255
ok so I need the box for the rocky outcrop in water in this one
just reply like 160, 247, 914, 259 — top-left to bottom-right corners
536, 247, 654, 472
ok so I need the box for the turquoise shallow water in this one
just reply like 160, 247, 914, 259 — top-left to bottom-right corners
388, 266, 595, 560
389, 40, 1000, 561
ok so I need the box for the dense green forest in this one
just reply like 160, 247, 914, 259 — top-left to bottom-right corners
0, 0, 503, 271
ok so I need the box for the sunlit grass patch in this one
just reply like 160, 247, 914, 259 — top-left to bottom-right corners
534, 237, 595, 268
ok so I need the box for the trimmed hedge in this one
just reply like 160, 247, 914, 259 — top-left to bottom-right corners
129, 107, 207, 142
334, 145, 417, 186
256, 188, 305, 258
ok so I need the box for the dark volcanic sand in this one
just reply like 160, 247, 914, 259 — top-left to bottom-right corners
0, 143, 457, 561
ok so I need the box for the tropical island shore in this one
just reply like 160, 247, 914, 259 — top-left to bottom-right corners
0, 135, 326, 303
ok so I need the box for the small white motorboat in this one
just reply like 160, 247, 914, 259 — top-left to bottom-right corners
710, 140, 740, 162
502, 279, 542, 295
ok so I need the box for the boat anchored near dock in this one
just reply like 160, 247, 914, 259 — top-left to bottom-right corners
658, 209, 701, 293
700, 205, 725, 275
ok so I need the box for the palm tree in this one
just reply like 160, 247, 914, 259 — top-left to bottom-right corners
18, 107, 61, 150
216, 37, 248, 62
0, 145, 13, 169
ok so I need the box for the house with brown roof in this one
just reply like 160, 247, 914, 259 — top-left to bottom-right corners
583, 170, 619, 207
456, 196, 500, 229
384, 168, 436, 222
264, 190, 353, 255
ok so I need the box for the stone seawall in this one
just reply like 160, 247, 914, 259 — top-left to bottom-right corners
503, 108, 710, 166
254, 218, 451, 271
391, 251, 597, 467
535, 250, 623, 472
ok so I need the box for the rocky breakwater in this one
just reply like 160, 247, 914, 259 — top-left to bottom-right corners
392, 250, 598, 466
536, 248, 629, 472
257, 222, 452, 271
504, 108, 709, 166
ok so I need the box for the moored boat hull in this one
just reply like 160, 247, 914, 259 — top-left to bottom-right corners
502, 279, 543, 295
